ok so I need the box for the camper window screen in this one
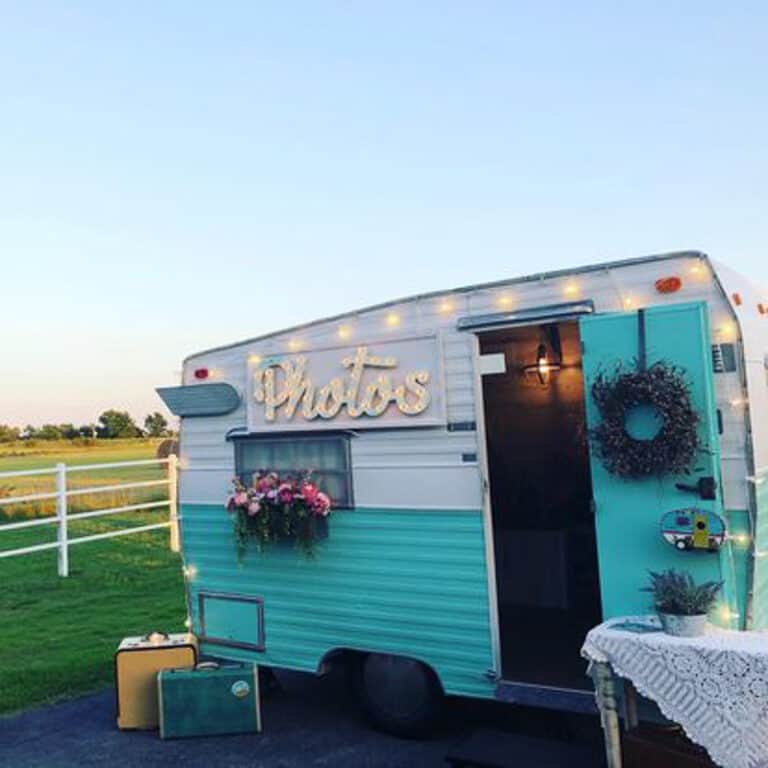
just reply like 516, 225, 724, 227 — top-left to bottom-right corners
234, 435, 353, 508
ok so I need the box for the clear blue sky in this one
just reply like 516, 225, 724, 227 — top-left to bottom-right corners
1, 2, 766, 426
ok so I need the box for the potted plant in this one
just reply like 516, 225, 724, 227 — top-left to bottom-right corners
642, 569, 722, 637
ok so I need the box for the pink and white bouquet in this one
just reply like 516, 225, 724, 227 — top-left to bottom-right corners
226, 471, 332, 555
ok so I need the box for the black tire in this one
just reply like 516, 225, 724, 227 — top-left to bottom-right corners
355, 653, 443, 737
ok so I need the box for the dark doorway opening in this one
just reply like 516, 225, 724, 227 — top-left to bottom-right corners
479, 321, 602, 690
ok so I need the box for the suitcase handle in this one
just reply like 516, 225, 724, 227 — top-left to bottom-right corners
195, 661, 220, 671
143, 630, 170, 644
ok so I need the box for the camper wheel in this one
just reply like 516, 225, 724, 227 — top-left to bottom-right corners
355, 653, 443, 737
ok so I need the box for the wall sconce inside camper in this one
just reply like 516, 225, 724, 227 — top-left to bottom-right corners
525, 343, 561, 386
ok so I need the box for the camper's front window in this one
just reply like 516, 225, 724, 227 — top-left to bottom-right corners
234, 435, 353, 508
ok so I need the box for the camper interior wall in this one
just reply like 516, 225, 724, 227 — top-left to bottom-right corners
175, 252, 760, 697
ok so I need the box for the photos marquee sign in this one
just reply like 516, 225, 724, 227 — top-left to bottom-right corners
247, 336, 445, 432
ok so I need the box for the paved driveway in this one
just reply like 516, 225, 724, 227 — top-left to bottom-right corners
0, 669, 603, 767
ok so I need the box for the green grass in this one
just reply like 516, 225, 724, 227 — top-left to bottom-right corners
0, 440, 186, 715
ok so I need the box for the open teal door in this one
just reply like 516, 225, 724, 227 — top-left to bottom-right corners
580, 301, 739, 627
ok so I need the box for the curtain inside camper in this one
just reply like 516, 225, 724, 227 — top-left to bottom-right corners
234, 435, 353, 507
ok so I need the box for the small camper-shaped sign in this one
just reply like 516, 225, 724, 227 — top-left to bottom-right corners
661, 508, 727, 552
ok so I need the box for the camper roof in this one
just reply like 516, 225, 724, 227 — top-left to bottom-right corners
184, 249, 709, 363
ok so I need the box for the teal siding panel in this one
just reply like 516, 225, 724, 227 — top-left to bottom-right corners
752, 482, 768, 628
181, 504, 496, 699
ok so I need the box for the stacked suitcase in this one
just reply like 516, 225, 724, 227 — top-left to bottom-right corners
115, 632, 261, 738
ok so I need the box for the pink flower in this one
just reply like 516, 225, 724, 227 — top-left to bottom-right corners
247, 501, 261, 516
278, 483, 294, 504
301, 482, 319, 503
266, 489, 277, 500
234, 491, 249, 507
311, 492, 331, 517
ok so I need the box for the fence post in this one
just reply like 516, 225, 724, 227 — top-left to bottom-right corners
56, 462, 69, 577
168, 454, 180, 553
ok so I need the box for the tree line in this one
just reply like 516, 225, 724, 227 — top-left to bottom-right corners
0, 411, 174, 443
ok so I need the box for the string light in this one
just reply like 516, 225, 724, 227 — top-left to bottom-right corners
718, 321, 738, 341
719, 605, 738, 623
730, 398, 746, 408
623, 297, 634, 309
184, 617, 192, 630
248, 354, 263, 365
385, 312, 400, 328
288, 338, 304, 352
564, 282, 579, 296
496, 294, 513, 309
730, 533, 751, 546
337, 325, 352, 340
183, 565, 198, 581
689, 262, 710, 279
438, 298, 454, 314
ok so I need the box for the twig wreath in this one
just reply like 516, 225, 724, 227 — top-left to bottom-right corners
590, 361, 701, 479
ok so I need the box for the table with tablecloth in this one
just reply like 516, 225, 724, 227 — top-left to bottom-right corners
582, 616, 768, 768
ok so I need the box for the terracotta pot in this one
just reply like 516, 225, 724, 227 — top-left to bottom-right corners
659, 612, 708, 637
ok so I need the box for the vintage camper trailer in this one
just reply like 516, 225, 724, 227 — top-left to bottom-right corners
158, 251, 768, 733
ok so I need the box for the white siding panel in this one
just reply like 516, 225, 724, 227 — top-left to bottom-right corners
353, 465, 482, 509
180, 469, 232, 505
176, 253, 753, 518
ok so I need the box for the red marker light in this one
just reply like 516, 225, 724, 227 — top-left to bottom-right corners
655, 276, 682, 294
193, 368, 209, 380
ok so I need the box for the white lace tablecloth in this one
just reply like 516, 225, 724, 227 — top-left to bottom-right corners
582, 616, 768, 768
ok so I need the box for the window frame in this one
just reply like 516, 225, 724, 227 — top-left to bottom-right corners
231, 431, 355, 510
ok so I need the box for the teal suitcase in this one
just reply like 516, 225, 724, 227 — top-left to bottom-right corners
157, 662, 262, 739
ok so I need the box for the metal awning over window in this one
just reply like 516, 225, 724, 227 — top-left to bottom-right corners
456, 301, 594, 332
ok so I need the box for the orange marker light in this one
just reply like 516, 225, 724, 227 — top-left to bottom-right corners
655, 276, 682, 294
732, 293, 743, 306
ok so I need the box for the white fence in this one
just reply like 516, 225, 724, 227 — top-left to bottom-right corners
0, 455, 179, 576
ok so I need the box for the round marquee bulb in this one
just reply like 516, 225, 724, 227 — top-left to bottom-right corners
564, 283, 579, 296
183, 565, 198, 580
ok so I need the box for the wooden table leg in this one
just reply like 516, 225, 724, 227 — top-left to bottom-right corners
623, 679, 639, 732
592, 661, 623, 768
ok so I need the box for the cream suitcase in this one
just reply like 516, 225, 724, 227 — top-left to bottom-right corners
115, 632, 197, 729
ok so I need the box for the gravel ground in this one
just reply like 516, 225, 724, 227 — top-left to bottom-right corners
0, 668, 604, 767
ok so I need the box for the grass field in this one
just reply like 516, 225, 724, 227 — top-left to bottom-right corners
0, 440, 186, 715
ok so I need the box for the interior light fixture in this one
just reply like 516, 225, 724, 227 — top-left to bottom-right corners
524, 343, 562, 386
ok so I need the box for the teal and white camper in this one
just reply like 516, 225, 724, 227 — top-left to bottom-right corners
158, 251, 768, 733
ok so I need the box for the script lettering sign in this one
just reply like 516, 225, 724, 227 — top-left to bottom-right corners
246, 335, 445, 432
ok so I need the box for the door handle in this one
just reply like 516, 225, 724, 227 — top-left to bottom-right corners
675, 476, 717, 500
